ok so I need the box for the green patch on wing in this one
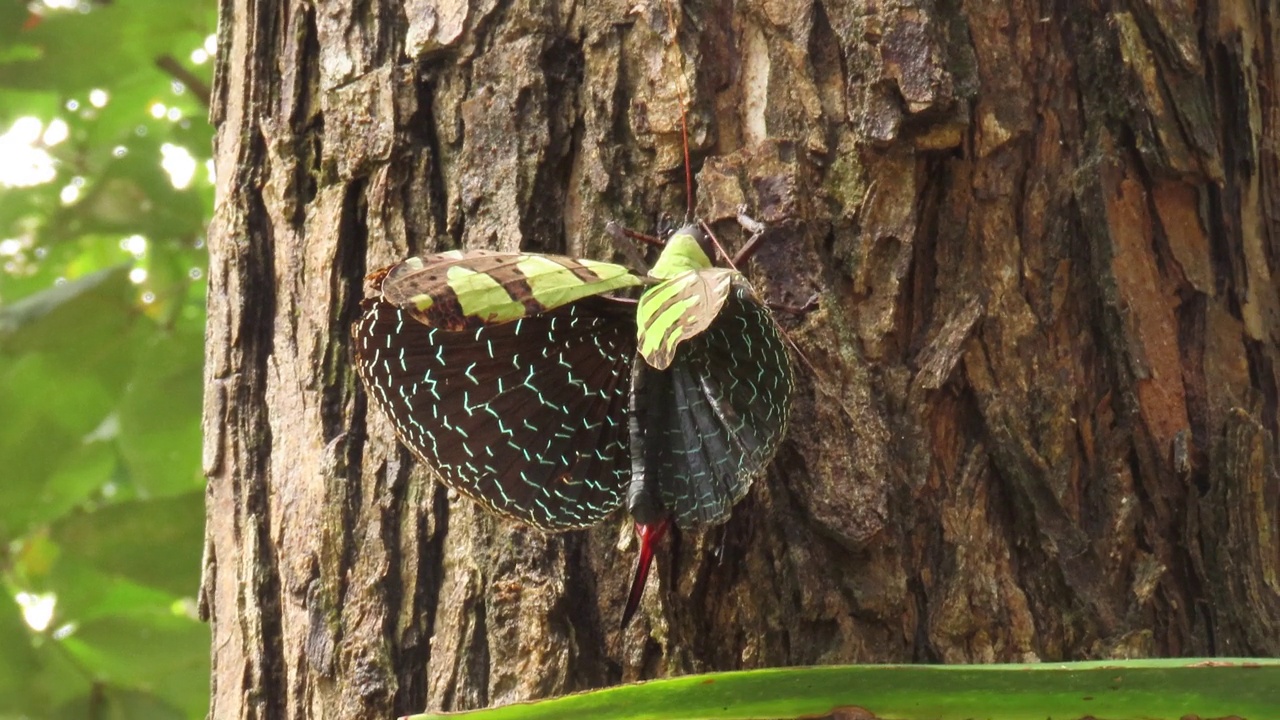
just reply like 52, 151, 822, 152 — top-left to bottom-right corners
381, 250, 643, 330
636, 267, 737, 370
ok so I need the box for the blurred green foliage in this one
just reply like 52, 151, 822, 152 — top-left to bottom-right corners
0, 1, 216, 717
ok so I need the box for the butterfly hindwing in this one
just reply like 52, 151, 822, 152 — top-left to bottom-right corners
382, 250, 644, 331
629, 283, 794, 528
353, 289, 638, 530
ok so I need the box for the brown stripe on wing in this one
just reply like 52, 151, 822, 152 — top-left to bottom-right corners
379, 251, 638, 331
482, 254, 624, 316
646, 276, 700, 354
366, 262, 473, 331
419, 290, 473, 330
485, 254, 619, 294
478, 256, 547, 315
399, 253, 530, 330
551, 256, 616, 285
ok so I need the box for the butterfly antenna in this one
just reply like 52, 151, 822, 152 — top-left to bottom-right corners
682, 109, 694, 222
663, 0, 694, 225
699, 219, 738, 270
782, 324, 818, 377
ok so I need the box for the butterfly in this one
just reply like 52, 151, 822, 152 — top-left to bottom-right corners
351, 220, 794, 626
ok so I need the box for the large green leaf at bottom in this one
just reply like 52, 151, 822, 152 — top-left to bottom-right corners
406, 660, 1280, 720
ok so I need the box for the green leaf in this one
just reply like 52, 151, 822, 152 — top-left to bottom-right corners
0, 593, 41, 716
0, 267, 140, 540
0, 264, 134, 340
1, 2, 214, 718
57, 611, 208, 719
37, 440, 121, 524
0, 1, 214, 99
405, 660, 1280, 720
118, 328, 204, 496
37, 556, 183, 626
52, 686, 188, 720
49, 492, 205, 598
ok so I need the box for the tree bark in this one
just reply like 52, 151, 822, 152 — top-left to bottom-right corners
202, 0, 1279, 718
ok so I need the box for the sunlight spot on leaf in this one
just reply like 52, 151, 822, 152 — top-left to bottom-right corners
120, 234, 148, 257
191, 48, 209, 65
150, 102, 167, 119
0, 117, 56, 187
6, 117, 42, 144
86, 413, 121, 442
172, 598, 201, 620
15, 592, 56, 632
59, 184, 80, 204
129, 267, 148, 284
161, 143, 197, 189
88, 89, 109, 108
42, 118, 68, 145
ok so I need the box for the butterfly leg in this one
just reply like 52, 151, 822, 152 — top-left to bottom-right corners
768, 292, 820, 316
606, 220, 665, 249
606, 220, 663, 272
731, 206, 770, 267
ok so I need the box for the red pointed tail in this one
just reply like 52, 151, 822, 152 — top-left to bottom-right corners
621, 518, 671, 628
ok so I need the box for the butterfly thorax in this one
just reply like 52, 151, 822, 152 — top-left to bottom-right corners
647, 224, 715, 280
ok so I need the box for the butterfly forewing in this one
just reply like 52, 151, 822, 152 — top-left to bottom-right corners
630, 284, 794, 528
635, 267, 736, 370
382, 250, 644, 331
353, 291, 637, 530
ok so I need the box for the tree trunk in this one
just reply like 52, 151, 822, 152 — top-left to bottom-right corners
201, 0, 1279, 717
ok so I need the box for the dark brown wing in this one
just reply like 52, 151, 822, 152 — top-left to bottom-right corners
353, 294, 637, 530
